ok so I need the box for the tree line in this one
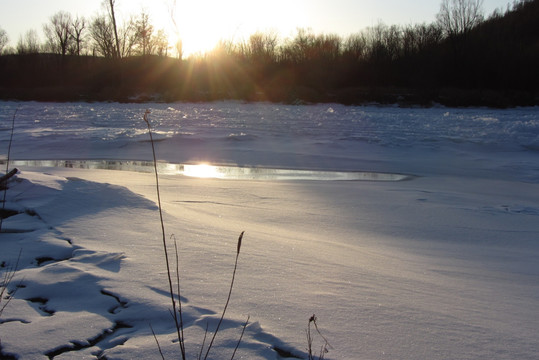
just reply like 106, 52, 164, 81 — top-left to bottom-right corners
1, 0, 538, 107
0, 3, 171, 58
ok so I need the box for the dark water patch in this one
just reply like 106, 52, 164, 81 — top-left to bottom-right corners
6, 159, 415, 182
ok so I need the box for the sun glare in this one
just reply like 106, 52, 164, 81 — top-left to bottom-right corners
182, 164, 223, 178
165, 0, 308, 57
117, 0, 309, 57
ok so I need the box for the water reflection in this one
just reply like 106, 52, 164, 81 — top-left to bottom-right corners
4, 160, 414, 181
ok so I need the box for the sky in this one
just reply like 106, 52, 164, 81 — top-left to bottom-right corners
0, 0, 513, 56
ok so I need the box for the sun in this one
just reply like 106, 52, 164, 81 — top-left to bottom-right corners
166, 0, 308, 57
121, 0, 308, 58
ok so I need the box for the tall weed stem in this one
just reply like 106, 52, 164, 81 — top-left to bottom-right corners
1, 107, 18, 232
144, 110, 186, 359
203, 231, 244, 360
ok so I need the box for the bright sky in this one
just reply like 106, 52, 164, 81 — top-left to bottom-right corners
0, 0, 513, 56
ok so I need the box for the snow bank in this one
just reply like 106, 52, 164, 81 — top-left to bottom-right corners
1, 101, 538, 359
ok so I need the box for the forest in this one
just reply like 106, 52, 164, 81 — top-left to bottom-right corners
0, 0, 538, 107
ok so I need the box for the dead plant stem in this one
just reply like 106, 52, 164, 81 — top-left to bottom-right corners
144, 110, 186, 359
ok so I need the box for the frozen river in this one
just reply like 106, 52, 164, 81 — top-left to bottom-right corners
1, 101, 538, 180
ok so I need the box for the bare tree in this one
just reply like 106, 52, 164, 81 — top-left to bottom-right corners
153, 29, 170, 56
129, 12, 170, 57
0, 27, 8, 55
17, 29, 41, 54
117, 17, 138, 58
363, 22, 389, 62
43, 11, 73, 56
437, 0, 484, 71
402, 23, 443, 55
134, 11, 154, 56
175, 38, 183, 59
436, 0, 484, 38
283, 28, 316, 63
246, 31, 279, 63
90, 11, 139, 58
343, 33, 367, 62
211, 39, 237, 58
106, 0, 121, 58
166, 0, 183, 59
90, 15, 116, 57
69, 15, 87, 55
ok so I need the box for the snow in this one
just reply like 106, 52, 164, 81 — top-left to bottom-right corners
1, 101, 538, 359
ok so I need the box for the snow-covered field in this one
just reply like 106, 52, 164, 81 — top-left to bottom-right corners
1, 101, 538, 359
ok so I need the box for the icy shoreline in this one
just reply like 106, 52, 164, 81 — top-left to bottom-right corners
4, 159, 416, 182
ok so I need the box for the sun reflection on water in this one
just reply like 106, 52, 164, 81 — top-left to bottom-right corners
182, 164, 223, 179
4, 160, 414, 181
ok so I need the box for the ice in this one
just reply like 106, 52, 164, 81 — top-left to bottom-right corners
1, 101, 538, 359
